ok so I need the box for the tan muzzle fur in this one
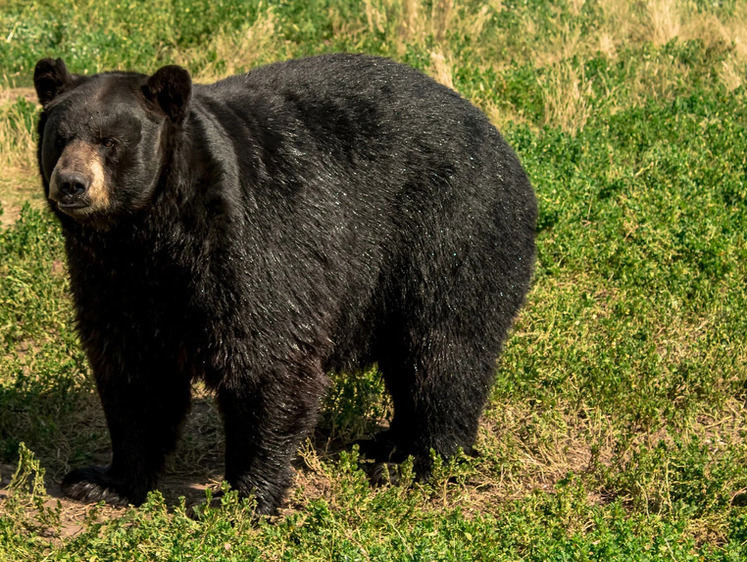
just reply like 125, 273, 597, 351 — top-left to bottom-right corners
49, 140, 109, 213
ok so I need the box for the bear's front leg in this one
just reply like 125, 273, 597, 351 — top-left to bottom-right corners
218, 368, 325, 515
62, 359, 192, 506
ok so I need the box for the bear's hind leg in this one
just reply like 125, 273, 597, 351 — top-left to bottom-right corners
377, 333, 496, 476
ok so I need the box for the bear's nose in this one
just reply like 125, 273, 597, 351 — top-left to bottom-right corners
59, 171, 90, 197
54, 171, 91, 205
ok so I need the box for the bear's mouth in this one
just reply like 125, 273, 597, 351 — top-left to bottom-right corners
57, 200, 89, 209
54, 198, 94, 217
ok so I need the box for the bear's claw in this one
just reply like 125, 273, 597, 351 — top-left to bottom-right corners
61, 466, 133, 506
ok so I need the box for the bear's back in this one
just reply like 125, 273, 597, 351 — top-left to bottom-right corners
191, 54, 528, 210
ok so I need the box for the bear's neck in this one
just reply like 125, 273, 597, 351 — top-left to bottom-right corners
157, 107, 252, 230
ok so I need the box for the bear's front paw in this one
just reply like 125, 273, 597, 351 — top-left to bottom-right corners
61, 466, 139, 506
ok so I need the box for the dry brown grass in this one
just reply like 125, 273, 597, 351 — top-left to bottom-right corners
428, 48, 455, 90
647, 0, 682, 46
680, 5, 747, 91
173, 6, 283, 82
564, 0, 747, 62
501, 0, 747, 129
362, 0, 456, 44
538, 61, 595, 133
0, 87, 44, 226
0, 88, 36, 171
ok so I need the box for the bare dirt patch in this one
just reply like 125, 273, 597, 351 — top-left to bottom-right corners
0, 176, 43, 229
0, 87, 36, 105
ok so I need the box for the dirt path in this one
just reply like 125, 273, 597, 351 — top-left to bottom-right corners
0, 459, 225, 540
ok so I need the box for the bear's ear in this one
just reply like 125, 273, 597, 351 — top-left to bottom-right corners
143, 65, 192, 124
34, 58, 74, 106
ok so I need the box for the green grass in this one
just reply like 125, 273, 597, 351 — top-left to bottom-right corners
1, 0, 746, 559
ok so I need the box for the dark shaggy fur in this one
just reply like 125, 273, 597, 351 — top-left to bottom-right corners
34, 54, 537, 515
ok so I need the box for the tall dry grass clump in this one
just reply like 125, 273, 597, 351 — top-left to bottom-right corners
173, 5, 282, 82
679, 4, 747, 91
0, 93, 36, 180
596, 0, 746, 90
647, 0, 682, 46
539, 62, 594, 133
0, 90, 42, 224
429, 48, 454, 90
362, 0, 456, 44
360, 0, 498, 94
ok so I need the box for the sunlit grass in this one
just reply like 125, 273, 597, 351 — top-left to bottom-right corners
1, 0, 746, 559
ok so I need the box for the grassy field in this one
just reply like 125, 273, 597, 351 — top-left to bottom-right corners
1, 0, 746, 559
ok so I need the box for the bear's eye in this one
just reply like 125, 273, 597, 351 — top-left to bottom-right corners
102, 138, 116, 148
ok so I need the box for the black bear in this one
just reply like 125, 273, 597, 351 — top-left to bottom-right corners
34, 53, 536, 515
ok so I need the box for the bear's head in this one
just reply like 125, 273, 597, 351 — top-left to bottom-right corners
34, 58, 192, 227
